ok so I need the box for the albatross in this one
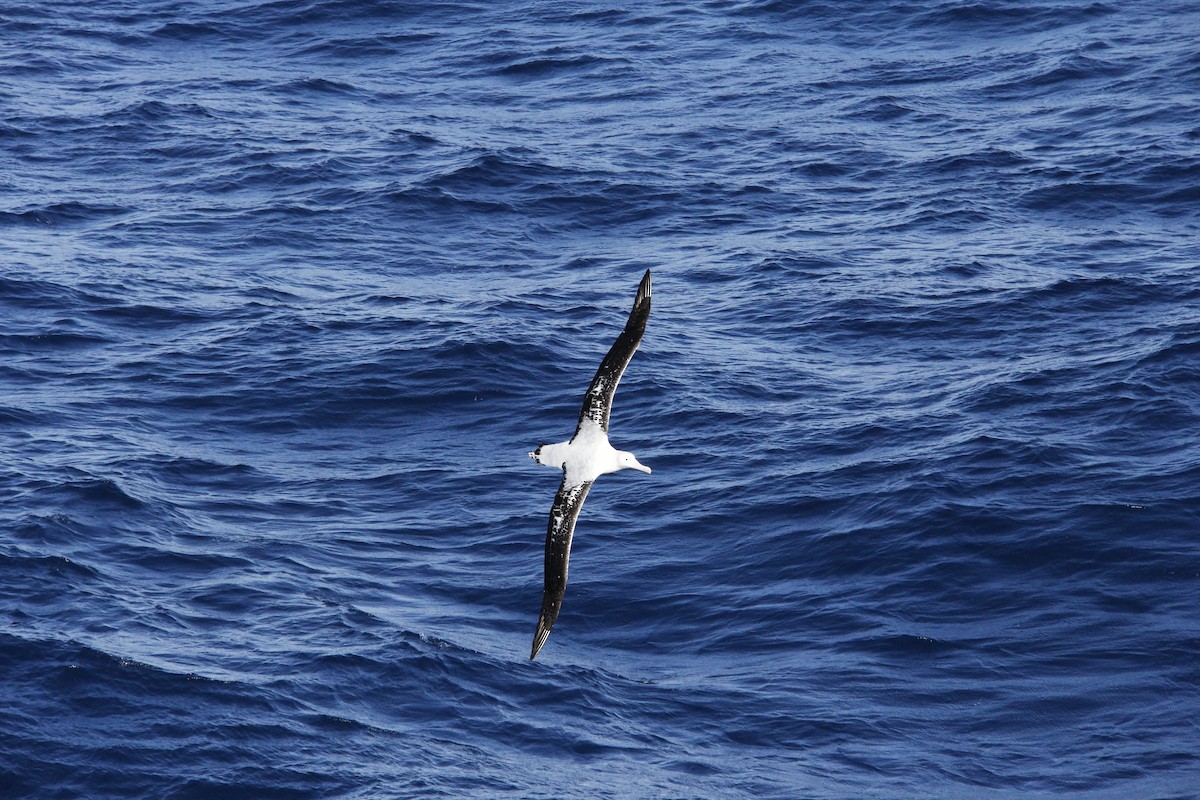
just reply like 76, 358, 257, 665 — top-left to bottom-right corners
527, 270, 653, 660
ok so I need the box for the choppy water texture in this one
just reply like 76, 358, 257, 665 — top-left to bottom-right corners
3, 1, 1200, 797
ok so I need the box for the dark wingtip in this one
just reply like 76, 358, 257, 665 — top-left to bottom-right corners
635, 270, 652, 307
531, 621, 551, 660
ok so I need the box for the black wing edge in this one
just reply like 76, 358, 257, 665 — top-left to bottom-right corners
575, 270, 652, 433
531, 477, 594, 660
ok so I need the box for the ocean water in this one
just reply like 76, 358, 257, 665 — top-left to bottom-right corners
3, 0, 1199, 797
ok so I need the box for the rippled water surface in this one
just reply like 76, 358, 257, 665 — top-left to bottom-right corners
3, 1, 1199, 797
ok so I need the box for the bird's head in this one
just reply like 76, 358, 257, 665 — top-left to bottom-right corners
618, 451, 651, 474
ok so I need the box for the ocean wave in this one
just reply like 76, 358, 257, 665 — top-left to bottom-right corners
0, 201, 131, 228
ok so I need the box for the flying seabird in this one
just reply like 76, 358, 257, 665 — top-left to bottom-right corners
527, 270, 653, 660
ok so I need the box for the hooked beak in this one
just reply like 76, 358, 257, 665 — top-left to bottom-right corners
633, 459, 652, 474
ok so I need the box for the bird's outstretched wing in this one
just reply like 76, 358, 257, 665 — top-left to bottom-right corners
531, 475, 594, 659
575, 270, 651, 434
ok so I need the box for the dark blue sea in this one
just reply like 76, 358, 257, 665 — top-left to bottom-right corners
3, 1, 1199, 797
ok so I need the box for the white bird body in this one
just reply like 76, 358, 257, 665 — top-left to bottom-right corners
531, 418, 651, 486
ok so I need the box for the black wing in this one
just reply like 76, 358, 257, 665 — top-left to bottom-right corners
575, 270, 652, 434
531, 475, 594, 660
